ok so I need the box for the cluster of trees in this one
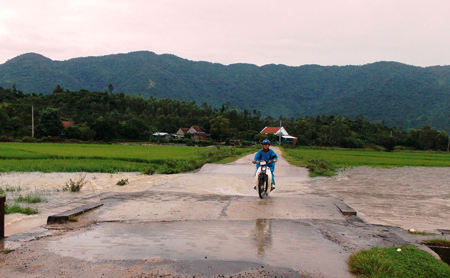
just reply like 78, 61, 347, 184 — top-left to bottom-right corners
0, 86, 449, 151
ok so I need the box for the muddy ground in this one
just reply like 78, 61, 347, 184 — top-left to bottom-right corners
1, 147, 450, 277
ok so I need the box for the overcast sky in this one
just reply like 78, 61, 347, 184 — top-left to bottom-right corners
1, 0, 449, 67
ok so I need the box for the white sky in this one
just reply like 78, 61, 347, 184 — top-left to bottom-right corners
1, 0, 449, 67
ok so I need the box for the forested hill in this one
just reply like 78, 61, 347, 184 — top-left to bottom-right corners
1, 51, 450, 131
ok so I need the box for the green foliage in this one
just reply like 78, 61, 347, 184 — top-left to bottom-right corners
209, 116, 230, 140
348, 245, 450, 277
423, 239, 450, 247
0, 136, 14, 142
0, 184, 22, 192
21, 136, 36, 143
0, 143, 253, 174
116, 179, 129, 186
36, 108, 64, 137
1, 85, 449, 150
4, 203, 38, 215
68, 215, 79, 222
16, 192, 43, 203
382, 136, 397, 152
141, 166, 156, 175
407, 230, 436, 236
63, 175, 88, 192
305, 159, 336, 177
282, 147, 450, 176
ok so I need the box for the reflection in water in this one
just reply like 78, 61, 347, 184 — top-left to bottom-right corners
253, 219, 272, 258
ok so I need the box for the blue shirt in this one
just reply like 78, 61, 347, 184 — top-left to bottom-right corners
254, 149, 278, 172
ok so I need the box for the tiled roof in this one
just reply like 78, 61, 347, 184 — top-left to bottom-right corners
62, 121, 73, 128
260, 127, 280, 134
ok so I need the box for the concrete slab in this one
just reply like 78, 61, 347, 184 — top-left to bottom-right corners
47, 202, 104, 224
334, 201, 357, 216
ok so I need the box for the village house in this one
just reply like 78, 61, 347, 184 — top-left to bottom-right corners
176, 128, 189, 137
176, 126, 209, 140
260, 126, 298, 145
62, 121, 73, 128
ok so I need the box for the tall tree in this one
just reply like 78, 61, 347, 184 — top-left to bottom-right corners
36, 108, 63, 137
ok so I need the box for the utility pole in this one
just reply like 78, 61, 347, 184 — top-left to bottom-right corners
279, 120, 282, 146
31, 104, 34, 138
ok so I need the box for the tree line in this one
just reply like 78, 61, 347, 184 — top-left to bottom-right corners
0, 86, 448, 151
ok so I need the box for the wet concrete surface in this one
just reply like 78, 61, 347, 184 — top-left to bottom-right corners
47, 220, 351, 277
1, 147, 450, 277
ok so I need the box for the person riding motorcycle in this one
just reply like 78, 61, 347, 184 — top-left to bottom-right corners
253, 139, 278, 191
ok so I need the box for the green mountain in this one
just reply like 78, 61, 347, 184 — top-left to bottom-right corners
1, 51, 450, 130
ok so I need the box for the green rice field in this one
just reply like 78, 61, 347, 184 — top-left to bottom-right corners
0, 143, 252, 173
283, 147, 450, 168
282, 147, 450, 176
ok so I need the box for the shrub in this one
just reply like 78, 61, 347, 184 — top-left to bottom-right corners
306, 159, 336, 176
382, 137, 397, 152
16, 192, 43, 203
340, 137, 365, 148
40, 136, 65, 143
4, 203, 38, 215
141, 166, 156, 175
116, 179, 129, 186
0, 136, 13, 142
63, 174, 88, 192
21, 136, 36, 143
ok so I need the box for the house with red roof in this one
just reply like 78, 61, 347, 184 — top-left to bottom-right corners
260, 126, 298, 145
177, 126, 209, 140
176, 128, 190, 137
62, 121, 73, 128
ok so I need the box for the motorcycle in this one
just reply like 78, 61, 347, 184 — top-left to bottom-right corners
253, 159, 275, 199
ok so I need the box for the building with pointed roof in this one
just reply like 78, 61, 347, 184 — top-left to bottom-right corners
260, 126, 298, 145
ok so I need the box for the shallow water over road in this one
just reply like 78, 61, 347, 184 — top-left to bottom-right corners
48, 219, 350, 277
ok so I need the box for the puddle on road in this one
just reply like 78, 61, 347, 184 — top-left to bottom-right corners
48, 219, 350, 277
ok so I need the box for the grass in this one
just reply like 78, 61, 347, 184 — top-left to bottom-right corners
16, 192, 44, 203
4, 203, 38, 215
408, 230, 436, 236
0, 185, 22, 192
282, 147, 450, 176
63, 174, 88, 192
0, 143, 254, 173
348, 245, 450, 277
116, 179, 129, 186
423, 239, 450, 247
68, 215, 79, 222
